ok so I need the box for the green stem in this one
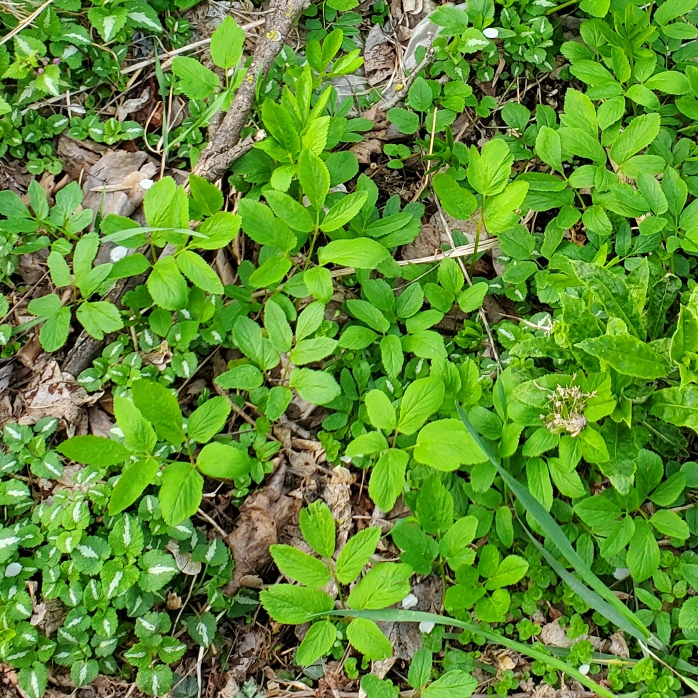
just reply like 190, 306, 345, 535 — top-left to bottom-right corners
470, 201, 486, 277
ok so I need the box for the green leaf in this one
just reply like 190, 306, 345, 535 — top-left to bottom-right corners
361, 674, 399, 698
136, 663, 173, 695
610, 113, 661, 165
147, 256, 189, 310
176, 250, 224, 294
408, 76, 433, 111
579, 0, 609, 18
304, 266, 333, 303
263, 101, 300, 156
576, 334, 670, 379
535, 126, 562, 172
270, 544, 332, 588
160, 462, 203, 525
346, 617, 392, 660
346, 431, 389, 458
386, 108, 420, 135
680, 597, 698, 630
365, 389, 396, 431
300, 500, 336, 558
433, 174, 477, 219
109, 458, 159, 515
650, 509, 689, 539
457, 283, 488, 313
571, 260, 644, 338
58, 435, 130, 466
415, 419, 486, 470
397, 377, 445, 435
19, 663, 48, 698
196, 442, 251, 479
369, 449, 409, 512
172, 56, 219, 99
347, 563, 412, 609
408, 649, 433, 690
484, 555, 529, 590
76, 301, 123, 341
422, 670, 478, 698
380, 334, 404, 377
39, 305, 71, 351
113, 396, 156, 453
467, 138, 513, 196
627, 518, 660, 582
28, 293, 61, 317
289, 337, 338, 365
299, 148, 329, 209
264, 301, 293, 353
289, 368, 341, 405
559, 127, 606, 164
260, 584, 335, 623
321, 192, 368, 232
139, 550, 178, 591
238, 199, 297, 252
187, 396, 231, 443
336, 527, 381, 584
318, 239, 391, 268
670, 306, 698, 364
483, 180, 529, 233
48, 249, 72, 287
296, 620, 337, 666
210, 16, 245, 69
655, 0, 698, 24
132, 380, 185, 445
71, 659, 99, 688
189, 175, 223, 217
264, 190, 315, 233
187, 611, 217, 647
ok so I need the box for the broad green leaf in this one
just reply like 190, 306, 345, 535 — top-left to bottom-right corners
318, 238, 391, 268
176, 251, 224, 294
262, 100, 300, 156
299, 148, 329, 209
380, 334, 404, 377
397, 377, 445, 435
369, 449, 409, 512
651, 386, 698, 430
627, 518, 660, 582
238, 199, 297, 252
39, 305, 71, 351
365, 389, 397, 431
346, 431, 389, 457
196, 442, 251, 479
58, 436, 130, 466
408, 649, 433, 690
336, 527, 381, 584
289, 368, 341, 405
610, 113, 661, 165
300, 500, 335, 558
346, 617, 392, 660
172, 56, 219, 99
649, 509, 689, 539
260, 584, 334, 623
296, 620, 337, 666
270, 544, 332, 588
670, 306, 698, 364
187, 396, 231, 443
347, 563, 412, 609
433, 173, 477, 219
484, 555, 529, 590
109, 458, 159, 515
535, 126, 562, 172
320, 192, 368, 232
289, 337, 338, 365
415, 419, 487, 470
576, 334, 670, 379
467, 137, 512, 196
264, 190, 315, 233
457, 283, 488, 313
210, 16, 245, 70
422, 670, 478, 698
76, 301, 123, 340
160, 462, 204, 525
19, 663, 48, 698
265, 300, 293, 353
147, 256, 189, 310
132, 379, 185, 445
113, 396, 156, 453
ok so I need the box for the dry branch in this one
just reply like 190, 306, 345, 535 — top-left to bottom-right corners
192, 0, 311, 182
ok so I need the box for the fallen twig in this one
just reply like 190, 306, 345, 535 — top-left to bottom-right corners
192, 0, 312, 182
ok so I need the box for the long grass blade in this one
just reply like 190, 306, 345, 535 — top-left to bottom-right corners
456, 405, 661, 649
326, 608, 616, 698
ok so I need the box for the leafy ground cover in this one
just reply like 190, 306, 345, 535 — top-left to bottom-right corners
3, 0, 698, 695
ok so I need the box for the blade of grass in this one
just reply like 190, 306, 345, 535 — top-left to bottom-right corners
456, 405, 661, 650
326, 608, 616, 698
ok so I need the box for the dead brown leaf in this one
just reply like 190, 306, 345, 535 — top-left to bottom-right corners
364, 24, 396, 86
225, 461, 302, 591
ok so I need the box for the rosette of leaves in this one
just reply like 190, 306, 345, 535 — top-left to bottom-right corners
261, 500, 412, 664
58, 379, 254, 525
